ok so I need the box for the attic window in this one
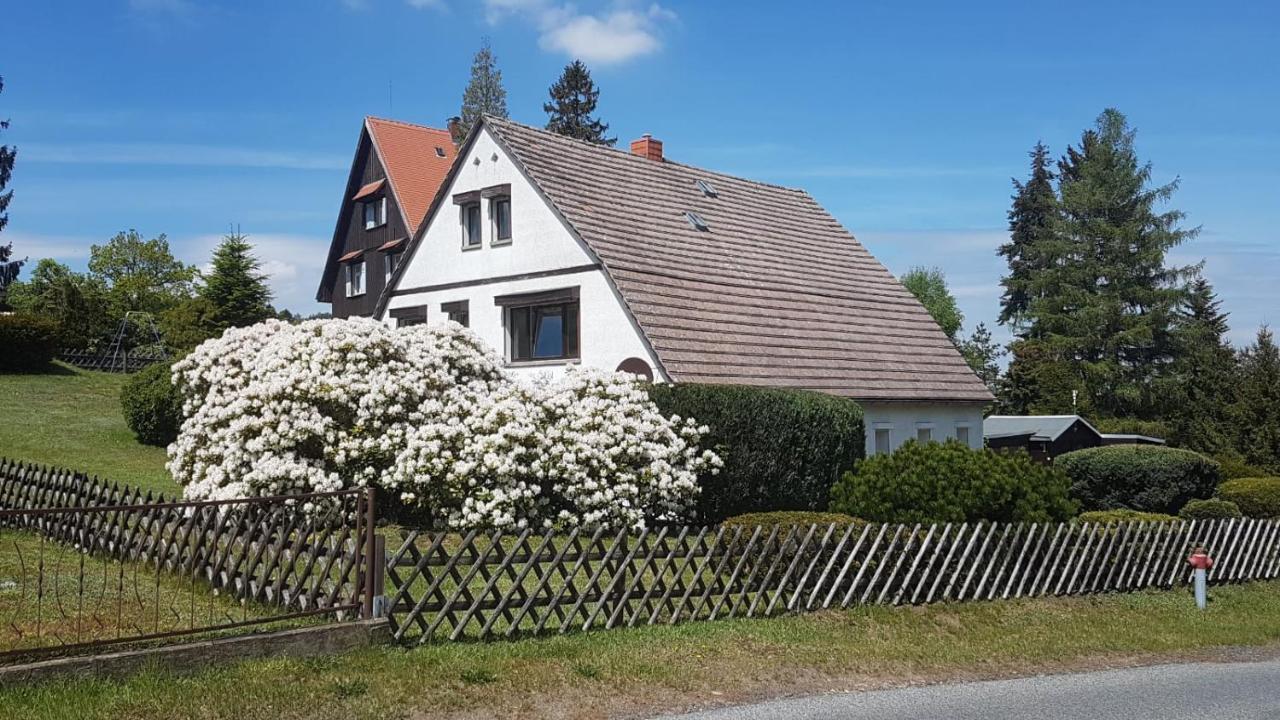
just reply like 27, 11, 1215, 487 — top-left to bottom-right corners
684, 211, 709, 232
435, 146, 446, 158
695, 179, 718, 198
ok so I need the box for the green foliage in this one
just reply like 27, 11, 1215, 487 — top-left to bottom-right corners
459, 39, 508, 139
829, 441, 1076, 524
0, 77, 16, 308
1217, 477, 1280, 518
88, 230, 197, 316
1216, 453, 1269, 480
200, 232, 273, 330
1232, 327, 1280, 473
646, 383, 863, 523
158, 296, 222, 353
0, 313, 59, 371
722, 511, 864, 531
900, 266, 963, 340
1091, 417, 1170, 439
958, 322, 1004, 393
5, 258, 114, 350
1163, 277, 1238, 455
1057, 445, 1221, 514
1179, 498, 1242, 520
1076, 509, 1177, 524
544, 60, 615, 146
999, 141, 1056, 330
120, 361, 181, 446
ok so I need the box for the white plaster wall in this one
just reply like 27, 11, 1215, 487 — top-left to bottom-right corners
861, 402, 986, 456
383, 126, 662, 381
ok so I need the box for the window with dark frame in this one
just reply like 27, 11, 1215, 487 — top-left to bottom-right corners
507, 301, 579, 362
462, 203, 482, 247
492, 196, 512, 242
390, 305, 427, 328
442, 300, 470, 328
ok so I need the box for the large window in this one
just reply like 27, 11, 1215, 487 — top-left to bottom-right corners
442, 300, 470, 328
462, 203, 482, 248
363, 197, 386, 230
491, 196, 512, 243
389, 305, 427, 328
345, 260, 366, 297
508, 301, 579, 362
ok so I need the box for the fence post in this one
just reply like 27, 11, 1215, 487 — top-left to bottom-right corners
361, 486, 379, 619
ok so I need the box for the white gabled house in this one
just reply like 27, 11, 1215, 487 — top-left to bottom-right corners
375, 116, 993, 455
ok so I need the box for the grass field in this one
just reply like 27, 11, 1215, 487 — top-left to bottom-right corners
0, 364, 177, 496
4, 580, 1280, 720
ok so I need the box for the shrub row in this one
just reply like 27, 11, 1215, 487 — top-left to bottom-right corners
1056, 445, 1221, 515
120, 361, 182, 447
1217, 477, 1280, 518
0, 313, 59, 372
647, 383, 864, 523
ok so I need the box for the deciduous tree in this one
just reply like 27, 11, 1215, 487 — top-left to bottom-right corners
901, 266, 963, 340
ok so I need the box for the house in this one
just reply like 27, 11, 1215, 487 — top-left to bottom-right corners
316, 116, 457, 318
984, 414, 1165, 462
375, 116, 994, 456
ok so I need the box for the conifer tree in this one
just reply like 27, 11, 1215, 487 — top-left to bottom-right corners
200, 232, 273, 330
543, 60, 615, 146
998, 142, 1055, 332
459, 39, 508, 139
958, 323, 1004, 393
1234, 327, 1280, 472
0, 76, 21, 309
1164, 276, 1238, 452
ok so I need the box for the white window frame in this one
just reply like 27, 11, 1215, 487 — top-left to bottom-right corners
955, 424, 972, 447
873, 425, 893, 455
363, 197, 386, 230
384, 252, 399, 285
345, 260, 366, 298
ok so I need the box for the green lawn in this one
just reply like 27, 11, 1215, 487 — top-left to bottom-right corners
4, 581, 1280, 720
0, 364, 177, 496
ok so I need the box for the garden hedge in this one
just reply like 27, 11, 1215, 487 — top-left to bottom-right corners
120, 361, 182, 446
1076, 509, 1178, 524
1217, 477, 1280, 518
646, 383, 863, 523
829, 440, 1076, 524
0, 313, 59, 372
722, 511, 863, 532
1179, 498, 1242, 521
1056, 445, 1222, 515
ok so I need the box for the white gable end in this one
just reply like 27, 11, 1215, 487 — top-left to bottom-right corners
383, 126, 662, 381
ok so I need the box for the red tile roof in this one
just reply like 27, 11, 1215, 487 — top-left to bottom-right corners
351, 178, 385, 201
365, 116, 456, 232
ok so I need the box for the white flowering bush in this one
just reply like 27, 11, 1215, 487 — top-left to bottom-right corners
167, 318, 718, 530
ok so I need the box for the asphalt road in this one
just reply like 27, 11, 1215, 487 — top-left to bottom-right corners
655, 658, 1280, 719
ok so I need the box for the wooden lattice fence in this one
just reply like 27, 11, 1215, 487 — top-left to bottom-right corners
385, 516, 1280, 643
58, 349, 165, 373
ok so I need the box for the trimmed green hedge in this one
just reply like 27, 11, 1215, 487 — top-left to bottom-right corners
1076, 509, 1178, 524
1217, 477, 1280, 518
647, 383, 863, 523
1057, 445, 1222, 515
1091, 417, 1170, 440
829, 440, 1076, 524
120, 362, 182, 446
722, 511, 864, 531
0, 313, 59, 372
1179, 498, 1242, 520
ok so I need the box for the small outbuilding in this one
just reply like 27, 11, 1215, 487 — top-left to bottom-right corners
983, 414, 1164, 462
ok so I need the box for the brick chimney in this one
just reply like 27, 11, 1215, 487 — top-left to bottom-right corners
447, 116, 464, 145
630, 133, 663, 162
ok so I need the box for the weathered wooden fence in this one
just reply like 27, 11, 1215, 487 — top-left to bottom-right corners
385, 516, 1280, 643
0, 459, 376, 658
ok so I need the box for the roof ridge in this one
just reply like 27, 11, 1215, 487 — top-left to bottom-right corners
365, 115, 452, 135
483, 115, 808, 194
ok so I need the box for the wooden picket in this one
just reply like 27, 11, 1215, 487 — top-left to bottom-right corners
385, 515, 1280, 643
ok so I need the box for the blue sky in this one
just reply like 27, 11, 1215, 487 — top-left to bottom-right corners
3, 0, 1277, 345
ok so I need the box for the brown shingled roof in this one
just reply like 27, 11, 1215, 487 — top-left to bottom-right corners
482, 117, 993, 404
365, 116, 456, 232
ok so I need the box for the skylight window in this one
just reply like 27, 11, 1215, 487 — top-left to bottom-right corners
435, 146, 447, 158
695, 179, 718, 198
684, 211, 709, 231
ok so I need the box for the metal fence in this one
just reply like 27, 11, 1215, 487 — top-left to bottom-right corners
58, 349, 166, 373
0, 460, 377, 661
385, 517, 1280, 643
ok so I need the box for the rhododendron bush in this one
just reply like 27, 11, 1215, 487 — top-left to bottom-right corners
167, 318, 718, 529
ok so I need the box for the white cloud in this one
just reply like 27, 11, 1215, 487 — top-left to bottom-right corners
21, 142, 346, 171
405, 0, 447, 9
0, 231, 95, 262
186, 233, 329, 313
484, 1, 676, 64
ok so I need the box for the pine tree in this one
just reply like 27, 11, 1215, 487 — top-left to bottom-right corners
459, 39, 508, 139
1164, 276, 1238, 453
1020, 109, 1196, 419
0, 76, 22, 310
958, 323, 1004, 393
543, 60, 616, 146
998, 142, 1055, 332
1233, 327, 1280, 472
200, 232, 273, 330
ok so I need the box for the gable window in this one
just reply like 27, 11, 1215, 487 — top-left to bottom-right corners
384, 252, 400, 284
874, 426, 892, 455
495, 287, 580, 363
345, 260, 366, 297
491, 196, 512, 243
442, 300, 470, 328
462, 203, 482, 248
389, 305, 427, 328
362, 197, 386, 230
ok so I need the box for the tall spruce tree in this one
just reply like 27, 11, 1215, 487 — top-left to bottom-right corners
958, 322, 1004, 393
543, 60, 616, 146
0, 75, 22, 309
459, 39, 508, 138
1164, 276, 1238, 453
200, 232, 273, 330
1016, 109, 1196, 419
998, 142, 1056, 332
1233, 327, 1280, 473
